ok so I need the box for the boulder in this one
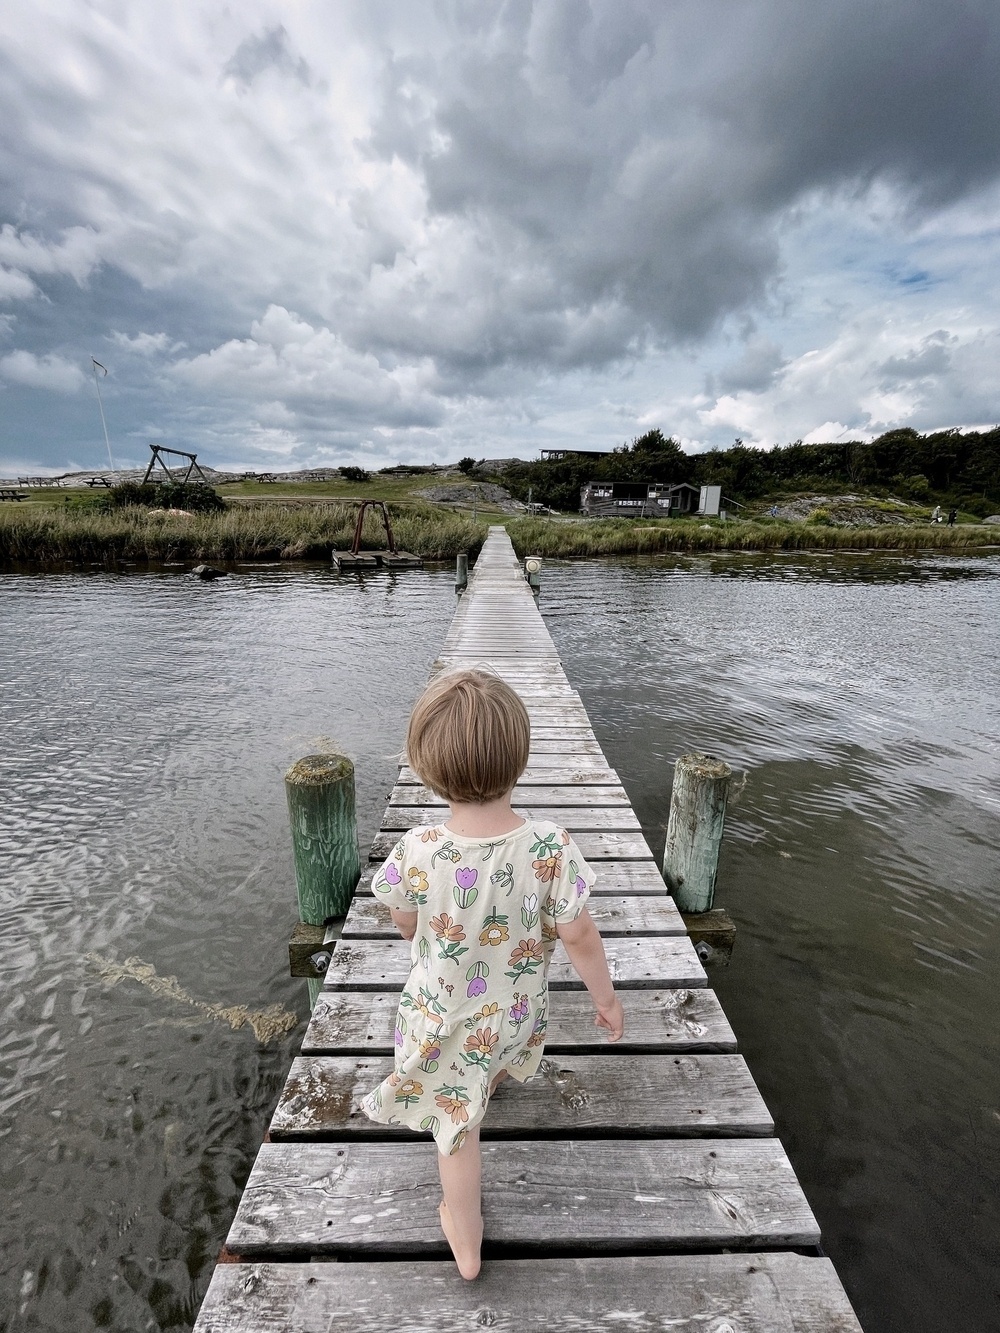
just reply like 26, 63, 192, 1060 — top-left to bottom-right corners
190, 564, 227, 580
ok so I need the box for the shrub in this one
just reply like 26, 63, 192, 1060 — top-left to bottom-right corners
99, 481, 226, 513
457, 457, 476, 474
340, 466, 371, 483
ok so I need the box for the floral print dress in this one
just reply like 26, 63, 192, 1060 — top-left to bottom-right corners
360, 818, 595, 1155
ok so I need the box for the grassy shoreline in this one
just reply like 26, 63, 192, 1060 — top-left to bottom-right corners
0, 502, 996, 567
0, 502, 487, 565
504, 515, 999, 556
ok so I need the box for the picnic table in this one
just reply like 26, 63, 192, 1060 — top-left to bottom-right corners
0, 488, 27, 501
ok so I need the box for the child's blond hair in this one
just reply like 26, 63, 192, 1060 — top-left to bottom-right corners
406, 669, 530, 803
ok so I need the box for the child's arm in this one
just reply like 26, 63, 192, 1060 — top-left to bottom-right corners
390, 907, 418, 941
556, 908, 624, 1041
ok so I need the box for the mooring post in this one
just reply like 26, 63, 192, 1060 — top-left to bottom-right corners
456, 551, 468, 592
285, 753, 361, 1008
285, 753, 361, 922
662, 752, 732, 913
525, 554, 542, 595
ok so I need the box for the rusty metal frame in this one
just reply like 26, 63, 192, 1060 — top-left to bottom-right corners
350, 500, 397, 556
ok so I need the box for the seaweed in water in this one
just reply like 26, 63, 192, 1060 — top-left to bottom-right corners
87, 953, 299, 1043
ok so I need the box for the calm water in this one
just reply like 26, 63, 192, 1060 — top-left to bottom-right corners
1, 552, 998, 1332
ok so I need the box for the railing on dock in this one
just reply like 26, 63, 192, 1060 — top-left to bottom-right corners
194, 527, 862, 1332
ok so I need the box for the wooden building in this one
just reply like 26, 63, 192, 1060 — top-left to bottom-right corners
539, 447, 615, 461
580, 480, 702, 517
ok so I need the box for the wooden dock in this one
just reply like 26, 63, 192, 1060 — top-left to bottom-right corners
195, 527, 862, 1331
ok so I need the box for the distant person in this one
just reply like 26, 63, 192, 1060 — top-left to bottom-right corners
362, 670, 623, 1279
769, 504, 779, 517
931, 504, 941, 524
947, 508, 957, 526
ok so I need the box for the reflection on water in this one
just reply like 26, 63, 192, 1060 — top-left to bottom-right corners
542, 550, 1000, 1333
1, 551, 998, 1333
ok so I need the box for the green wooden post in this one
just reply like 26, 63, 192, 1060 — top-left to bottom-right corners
284, 753, 361, 924
662, 753, 732, 913
456, 551, 468, 591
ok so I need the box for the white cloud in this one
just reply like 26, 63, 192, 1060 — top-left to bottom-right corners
108, 330, 184, 356
0, 268, 39, 302
696, 317, 1000, 446
0, 224, 102, 284
0, 350, 86, 392
169, 304, 444, 428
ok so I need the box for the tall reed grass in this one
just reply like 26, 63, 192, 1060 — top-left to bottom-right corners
3, 504, 995, 567
0, 502, 486, 565
505, 517, 998, 557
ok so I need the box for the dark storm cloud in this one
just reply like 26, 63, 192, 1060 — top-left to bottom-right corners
223, 26, 311, 88
879, 331, 955, 388
364, 0, 1000, 364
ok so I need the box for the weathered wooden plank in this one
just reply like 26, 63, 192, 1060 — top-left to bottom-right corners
225, 1138, 820, 1255
399, 752, 614, 772
380, 806, 642, 833
386, 783, 629, 806
396, 766, 620, 786
353, 860, 671, 895
302, 987, 736, 1055
369, 829, 653, 861
303, 987, 735, 1056
403, 737, 603, 756
443, 649, 561, 659
527, 738, 604, 753
343, 892, 683, 938
520, 708, 594, 720
323, 937, 706, 990
195, 1253, 864, 1333
269, 1053, 773, 1140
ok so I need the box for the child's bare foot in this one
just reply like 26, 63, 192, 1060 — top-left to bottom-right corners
439, 1201, 482, 1280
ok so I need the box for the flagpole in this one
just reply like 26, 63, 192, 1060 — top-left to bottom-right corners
91, 358, 116, 475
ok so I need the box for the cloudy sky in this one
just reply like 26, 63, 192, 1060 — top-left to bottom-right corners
2, 1, 999, 475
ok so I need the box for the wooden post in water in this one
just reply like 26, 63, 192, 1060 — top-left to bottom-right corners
284, 754, 361, 924
525, 554, 542, 595
662, 753, 732, 913
456, 551, 468, 592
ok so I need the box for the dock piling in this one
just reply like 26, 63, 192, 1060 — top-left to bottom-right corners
525, 554, 542, 595
662, 752, 732, 913
284, 753, 361, 924
455, 551, 468, 591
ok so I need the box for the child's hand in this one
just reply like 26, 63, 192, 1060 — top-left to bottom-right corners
594, 995, 624, 1042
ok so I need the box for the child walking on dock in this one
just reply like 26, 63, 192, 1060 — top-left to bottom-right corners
362, 669, 624, 1279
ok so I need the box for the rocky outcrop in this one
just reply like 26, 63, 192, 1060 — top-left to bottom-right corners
415, 482, 526, 513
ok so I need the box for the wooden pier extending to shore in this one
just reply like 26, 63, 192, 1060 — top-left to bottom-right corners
194, 527, 862, 1332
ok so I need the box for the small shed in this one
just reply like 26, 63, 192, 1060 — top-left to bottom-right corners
580, 480, 702, 517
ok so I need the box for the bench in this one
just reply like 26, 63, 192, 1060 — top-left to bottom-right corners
0, 488, 27, 501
